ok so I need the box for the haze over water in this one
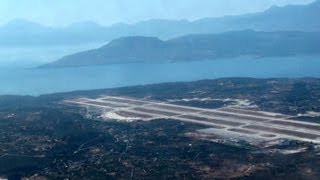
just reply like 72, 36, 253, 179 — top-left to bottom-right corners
0, 0, 319, 96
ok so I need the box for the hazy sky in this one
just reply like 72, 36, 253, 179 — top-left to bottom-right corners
0, 0, 315, 27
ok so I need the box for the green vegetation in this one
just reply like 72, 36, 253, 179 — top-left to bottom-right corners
1, 78, 320, 179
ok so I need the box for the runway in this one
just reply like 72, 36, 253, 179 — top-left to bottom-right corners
65, 96, 320, 144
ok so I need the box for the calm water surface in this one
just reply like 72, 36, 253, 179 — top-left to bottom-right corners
0, 56, 319, 96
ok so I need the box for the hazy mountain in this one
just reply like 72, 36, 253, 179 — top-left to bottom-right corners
1, 1, 320, 46
0, 19, 54, 46
0, 20, 110, 46
112, 0, 320, 38
0, 19, 51, 33
40, 30, 320, 68
189, 0, 320, 33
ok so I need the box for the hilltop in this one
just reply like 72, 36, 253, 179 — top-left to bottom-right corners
1, 1, 320, 46
41, 31, 320, 68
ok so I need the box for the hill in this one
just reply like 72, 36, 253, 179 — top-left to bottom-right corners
40, 30, 320, 68
1, 1, 320, 46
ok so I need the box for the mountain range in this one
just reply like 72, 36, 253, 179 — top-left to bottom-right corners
1, 0, 320, 46
40, 30, 320, 68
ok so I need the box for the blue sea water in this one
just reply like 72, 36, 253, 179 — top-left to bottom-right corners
0, 56, 320, 96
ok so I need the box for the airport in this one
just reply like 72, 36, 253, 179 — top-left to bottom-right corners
65, 96, 320, 144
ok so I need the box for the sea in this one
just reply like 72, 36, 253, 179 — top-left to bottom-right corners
0, 56, 320, 96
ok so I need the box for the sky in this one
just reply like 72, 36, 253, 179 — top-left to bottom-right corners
0, 0, 316, 27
